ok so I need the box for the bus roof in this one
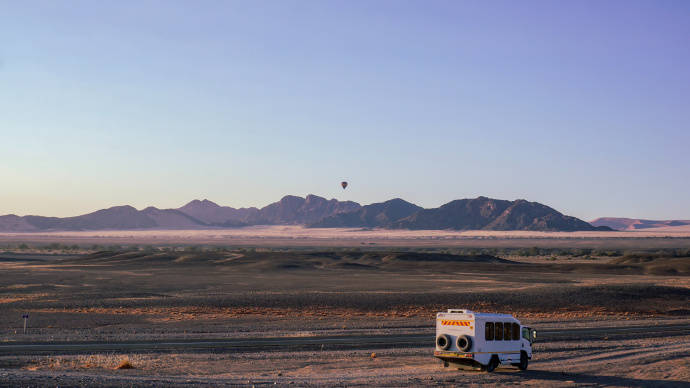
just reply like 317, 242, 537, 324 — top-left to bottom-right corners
441, 309, 518, 320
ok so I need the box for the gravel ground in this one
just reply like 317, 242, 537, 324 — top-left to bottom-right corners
0, 321, 688, 387
0, 250, 687, 386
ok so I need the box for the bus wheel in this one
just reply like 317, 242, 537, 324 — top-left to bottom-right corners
485, 355, 499, 372
518, 351, 529, 371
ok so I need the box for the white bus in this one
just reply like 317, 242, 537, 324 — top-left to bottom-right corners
433, 309, 536, 372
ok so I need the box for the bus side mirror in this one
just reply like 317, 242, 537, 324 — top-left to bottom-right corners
532, 330, 537, 342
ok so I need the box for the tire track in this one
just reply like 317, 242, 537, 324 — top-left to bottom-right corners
0, 323, 687, 355
536, 341, 690, 366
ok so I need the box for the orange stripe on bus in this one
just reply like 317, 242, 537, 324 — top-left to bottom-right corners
440, 320, 472, 326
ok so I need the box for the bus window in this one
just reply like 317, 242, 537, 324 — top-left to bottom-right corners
522, 327, 530, 341
495, 322, 503, 340
512, 323, 520, 340
504, 322, 511, 340
485, 322, 494, 341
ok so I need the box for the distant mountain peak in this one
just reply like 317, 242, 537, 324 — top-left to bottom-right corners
0, 195, 606, 232
309, 198, 422, 228
110, 205, 137, 210
391, 196, 604, 232
258, 195, 360, 224
183, 199, 220, 208
279, 195, 305, 202
385, 198, 413, 204
305, 194, 327, 203
591, 217, 690, 231
94, 205, 139, 214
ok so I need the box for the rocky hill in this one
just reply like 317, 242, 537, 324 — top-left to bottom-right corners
178, 199, 258, 226
0, 195, 607, 232
0, 195, 360, 231
391, 197, 607, 231
591, 217, 690, 231
309, 198, 422, 228
255, 194, 361, 224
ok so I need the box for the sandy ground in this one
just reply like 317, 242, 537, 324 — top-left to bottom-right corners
2, 226, 690, 248
0, 248, 687, 386
1, 329, 688, 387
1, 250, 688, 343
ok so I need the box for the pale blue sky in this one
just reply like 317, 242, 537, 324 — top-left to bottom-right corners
1, 1, 688, 219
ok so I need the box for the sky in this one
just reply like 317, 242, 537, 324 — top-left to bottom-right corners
1, 0, 689, 220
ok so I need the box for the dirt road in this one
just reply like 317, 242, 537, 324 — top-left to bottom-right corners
1, 322, 688, 355
1, 321, 688, 387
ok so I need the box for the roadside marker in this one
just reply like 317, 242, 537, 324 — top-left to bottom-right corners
22, 314, 29, 334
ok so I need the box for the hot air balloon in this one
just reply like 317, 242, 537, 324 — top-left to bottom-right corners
341, 181, 348, 189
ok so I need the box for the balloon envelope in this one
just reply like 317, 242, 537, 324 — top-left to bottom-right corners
341, 181, 348, 189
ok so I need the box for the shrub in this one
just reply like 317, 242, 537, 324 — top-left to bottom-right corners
184, 245, 201, 253
115, 358, 134, 369
573, 248, 592, 257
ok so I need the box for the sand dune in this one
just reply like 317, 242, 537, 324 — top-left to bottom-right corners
2, 225, 690, 242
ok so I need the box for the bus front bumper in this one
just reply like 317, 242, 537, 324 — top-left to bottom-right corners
434, 350, 474, 359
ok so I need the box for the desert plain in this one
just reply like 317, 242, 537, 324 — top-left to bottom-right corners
0, 228, 689, 387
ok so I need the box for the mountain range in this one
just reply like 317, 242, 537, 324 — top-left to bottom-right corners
0, 195, 610, 232
590, 217, 690, 231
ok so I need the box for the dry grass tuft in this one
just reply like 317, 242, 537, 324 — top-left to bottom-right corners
115, 358, 134, 370
18, 354, 149, 371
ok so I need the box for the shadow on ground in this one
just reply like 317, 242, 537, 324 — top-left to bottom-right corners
507, 369, 690, 388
